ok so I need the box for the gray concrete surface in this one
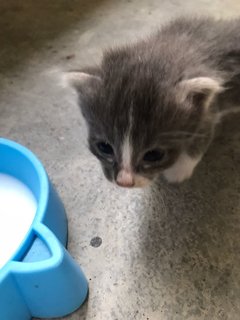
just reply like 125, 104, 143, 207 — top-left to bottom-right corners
1, 1, 240, 319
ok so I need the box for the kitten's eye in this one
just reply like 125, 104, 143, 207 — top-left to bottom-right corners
97, 142, 114, 155
143, 149, 165, 162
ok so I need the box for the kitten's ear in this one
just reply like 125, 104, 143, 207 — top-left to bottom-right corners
62, 69, 102, 95
177, 77, 223, 110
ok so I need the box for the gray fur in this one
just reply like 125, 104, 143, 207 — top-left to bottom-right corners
67, 17, 240, 186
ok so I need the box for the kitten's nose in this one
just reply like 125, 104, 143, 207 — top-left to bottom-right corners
116, 170, 134, 188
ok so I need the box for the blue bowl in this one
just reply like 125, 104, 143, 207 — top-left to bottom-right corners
0, 138, 88, 319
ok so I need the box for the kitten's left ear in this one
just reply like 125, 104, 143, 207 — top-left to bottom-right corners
177, 77, 223, 110
62, 68, 102, 95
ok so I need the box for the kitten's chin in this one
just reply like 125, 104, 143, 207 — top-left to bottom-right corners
133, 175, 152, 188
115, 181, 151, 188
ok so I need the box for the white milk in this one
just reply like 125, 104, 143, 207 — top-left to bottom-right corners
0, 173, 37, 268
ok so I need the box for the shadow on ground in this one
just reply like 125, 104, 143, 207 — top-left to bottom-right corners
136, 113, 240, 318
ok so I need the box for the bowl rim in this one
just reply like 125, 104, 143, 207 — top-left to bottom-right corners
0, 138, 49, 275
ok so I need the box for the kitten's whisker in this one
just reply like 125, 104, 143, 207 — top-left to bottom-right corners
159, 190, 167, 213
215, 107, 240, 123
159, 131, 207, 137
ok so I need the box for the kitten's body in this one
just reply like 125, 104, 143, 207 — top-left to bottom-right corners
66, 17, 240, 187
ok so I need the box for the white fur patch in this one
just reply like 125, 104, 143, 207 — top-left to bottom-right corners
163, 153, 201, 183
118, 132, 151, 188
121, 103, 134, 171
121, 134, 132, 171
117, 104, 149, 187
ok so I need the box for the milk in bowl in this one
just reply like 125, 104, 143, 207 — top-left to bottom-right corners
0, 173, 37, 268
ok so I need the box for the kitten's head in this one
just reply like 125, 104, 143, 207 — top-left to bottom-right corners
65, 48, 222, 187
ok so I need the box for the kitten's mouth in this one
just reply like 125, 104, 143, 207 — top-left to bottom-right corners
116, 183, 150, 189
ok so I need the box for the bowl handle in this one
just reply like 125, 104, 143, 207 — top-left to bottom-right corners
11, 223, 88, 318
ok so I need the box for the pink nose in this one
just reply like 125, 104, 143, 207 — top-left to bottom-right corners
116, 170, 134, 188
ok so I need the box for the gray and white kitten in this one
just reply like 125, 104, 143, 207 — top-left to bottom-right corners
65, 17, 240, 188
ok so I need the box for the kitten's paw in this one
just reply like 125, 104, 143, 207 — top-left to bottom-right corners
163, 153, 201, 184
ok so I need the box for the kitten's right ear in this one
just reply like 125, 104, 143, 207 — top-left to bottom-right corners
62, 70, 102, 95
176, 77, 223, 111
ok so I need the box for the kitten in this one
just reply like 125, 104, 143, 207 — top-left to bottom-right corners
65, 17, 240, 188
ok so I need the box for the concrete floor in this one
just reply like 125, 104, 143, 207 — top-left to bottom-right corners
1, 1, 240, 319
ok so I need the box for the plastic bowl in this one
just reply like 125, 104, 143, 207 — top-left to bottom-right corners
0, 138, 88, 319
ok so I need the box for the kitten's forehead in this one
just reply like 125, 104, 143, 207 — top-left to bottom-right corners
90, 51, 206, 154
96, 81, 191, 150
